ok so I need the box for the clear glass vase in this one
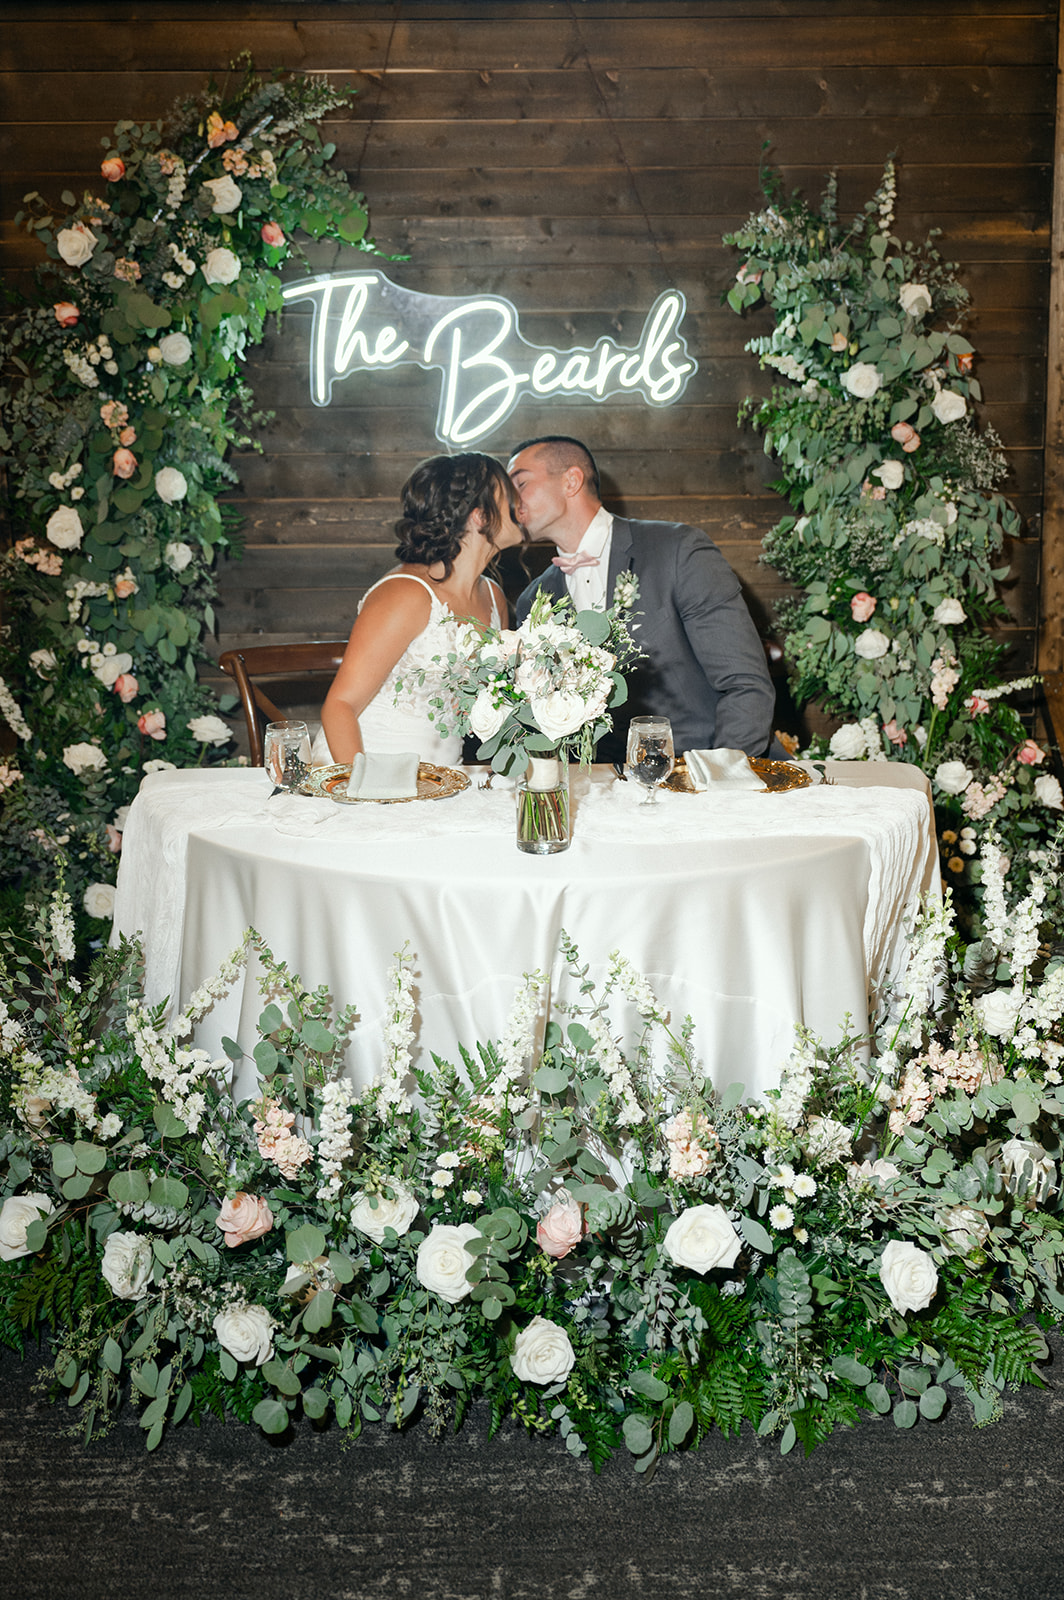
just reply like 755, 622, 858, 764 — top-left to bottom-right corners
516, 756, 570, 854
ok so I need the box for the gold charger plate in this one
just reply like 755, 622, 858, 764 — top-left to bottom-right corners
304, 762, 471, 805
663, 756, 811, 795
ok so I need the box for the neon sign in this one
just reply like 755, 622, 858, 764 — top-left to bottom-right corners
280, 271, 696, 447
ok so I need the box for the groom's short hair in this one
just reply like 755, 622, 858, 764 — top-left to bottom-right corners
510, 435, 601, 500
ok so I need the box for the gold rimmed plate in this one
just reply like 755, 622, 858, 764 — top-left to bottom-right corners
304, 762, 471, 805
663, 756, 812, 795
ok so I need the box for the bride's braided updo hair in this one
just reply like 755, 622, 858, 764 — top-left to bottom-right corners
394, 452, 518, 577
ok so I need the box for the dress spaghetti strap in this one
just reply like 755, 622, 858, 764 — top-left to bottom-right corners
360, 572, 443, 608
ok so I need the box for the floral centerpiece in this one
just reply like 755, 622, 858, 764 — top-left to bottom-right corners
427, 577, 641, 851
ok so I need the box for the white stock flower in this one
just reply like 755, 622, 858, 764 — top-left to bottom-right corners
841, 363, 882, 399
934, 760, 973, 795
157, 332, 192, 365
187, 714, 231, 746
45, 505, 84, 549
898, 282, 933, 318
854, 629, 890, 660
415, 1223, 480, 1303
1034, 774, 1064, 810
802, 1115, 852, 1167
213, 1303, 275, 1365
872, 461, 905, 491
164, 540, 193, 571
202, 247, 241, 285
468, 687, 508, 741
156, 469, 188, 505
878, 1239, 938, 1314
83, 882, 116, 919
663, 1204, 742, 1273
828, 723, 868, 760
932, 390, 967, 425
62, 742, 107, 776
510, 1316, 576, 1384
101, 1231, 152, 1299
933, 598, 966, 626
350, 1182, 419, 1244
56, 223, 97, 267
201, 174, 243, 214
0, 1193, 54, 1260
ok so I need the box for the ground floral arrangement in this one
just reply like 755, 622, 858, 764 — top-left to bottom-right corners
0, 61, 377, 925
725, 161, 1062, 930
2, 841, 1064, 1468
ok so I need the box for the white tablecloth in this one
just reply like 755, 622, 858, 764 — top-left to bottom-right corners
113, 763, 938, 1102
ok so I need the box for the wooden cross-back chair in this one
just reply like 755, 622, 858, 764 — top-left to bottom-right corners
218, 641, 348, 766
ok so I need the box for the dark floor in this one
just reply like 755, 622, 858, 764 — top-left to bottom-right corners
3, 1340, 1064, 1600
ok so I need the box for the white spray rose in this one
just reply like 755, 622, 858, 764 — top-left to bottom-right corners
1034, 774, 1064, 810
854, 629, 890, 660
156, 332, 192, 366
415, 1223, 480, 1303
0, 1193, 54, 1260
510, 1316, 576, 1384
164, 539, 193, 571
213, 1303, 275, 1366
155, 468, 188, 505
663, 1203, 741, 1273
201, 175, 243, 214
934, 760, 973, 795
932, 389, 967, 425
83, 882, 116, 919
101, 1231, 152, 1298
932, 597, 966, 625
45, 505, 84, 550
62, 742, 107, 776
350, 1182, 419, 1244
202, 247, 241, 285
187, 714, 231, 746
872, 460, 905, 490
841, 363, 882, 399
56, 223, 97, 267
878, 1239, 938, 1314
898, 282, 933, 318
828, 723, 867, 760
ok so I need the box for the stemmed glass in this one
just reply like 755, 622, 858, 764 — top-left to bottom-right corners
263, 720, 312, 794
625, 716, 675, 804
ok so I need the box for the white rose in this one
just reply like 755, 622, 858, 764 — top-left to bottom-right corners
29, 649, 57, 676
202, 247, 241, 285
93, 650, 133, 687
973, 987, 1023, 1040
663, 1203, 742, 1274
878, 1238, 938, 1314
841, 363, 882, 399
898, 282, 933, 319
1034, 774, 1064, 810
932, 598, 966, 625
350, 1182, 419, 1244
828, 723, 867, 760
186, 714, 231, 746
530, 689, 589, 743
83, 882, 116, 919
854, 628, 890, 660
157, 332, 192, 366
201, 174, 243, 214
937, 1205, 990, 1255
56, 222, 97, 267
213, 1303, 275, 1366
164, 539, 193, 571
847, 1158, 900, 1189
45, 505, 84, 550
0, 1193, 54, 1260
101, 1231, 152, 1299
933, 759, 973, 796
468, 687, 509, 741
415, 1222, 480, 1304
510, 1316, 576, 1384
932, 389, 967, 425
156, 468, 188, 505
872, 460, 905, 491
62, 741, 107, 776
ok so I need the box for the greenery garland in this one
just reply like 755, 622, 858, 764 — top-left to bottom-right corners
0, 61, 376, 927
724, 162, 1062, 927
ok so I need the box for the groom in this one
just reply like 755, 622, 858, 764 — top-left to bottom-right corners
509, 436, 776, 762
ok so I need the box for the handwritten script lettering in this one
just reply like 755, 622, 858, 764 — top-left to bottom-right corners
280, 272, 696, 446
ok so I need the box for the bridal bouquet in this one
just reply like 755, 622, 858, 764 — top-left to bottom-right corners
429, 574, 642, 774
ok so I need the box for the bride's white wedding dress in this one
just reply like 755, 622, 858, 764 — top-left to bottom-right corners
314, 573, 500, 765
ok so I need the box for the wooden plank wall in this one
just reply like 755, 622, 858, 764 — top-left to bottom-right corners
0, 0, 1057, 740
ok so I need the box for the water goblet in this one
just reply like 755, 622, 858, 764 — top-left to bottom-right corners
263, 720, 312, 794
625, 716, 675, 805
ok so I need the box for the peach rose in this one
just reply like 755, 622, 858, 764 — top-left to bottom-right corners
891, 422, 916, 446
112, 448, 137, 479
1018, 740, 1046, 766
53, 301, 79, 327
105, 824, 122, 852
114, 673, 138, 702
118, 426, 137, 447
101, 157, 126, 182
206, 111, 239, 148
260, 221, 285, 247
883, 719, 907, 746
850, 591, 877, 623
217, 1191, 274, 1248
536, 1194, 585, 1259
137, 709, 166, 740
114, 575, 137, 600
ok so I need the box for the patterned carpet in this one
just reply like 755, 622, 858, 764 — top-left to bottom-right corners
2, 1341, 1064, 1600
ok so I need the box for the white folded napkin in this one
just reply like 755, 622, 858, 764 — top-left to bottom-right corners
685, 748, 767, 792
346, 751, 420, 800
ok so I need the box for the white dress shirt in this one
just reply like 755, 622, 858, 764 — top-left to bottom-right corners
562, 506, 613, 611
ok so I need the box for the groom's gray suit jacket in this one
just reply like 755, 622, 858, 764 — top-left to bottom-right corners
515, 516, 775, 762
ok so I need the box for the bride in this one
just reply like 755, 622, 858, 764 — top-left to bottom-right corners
318, 452, 525, 765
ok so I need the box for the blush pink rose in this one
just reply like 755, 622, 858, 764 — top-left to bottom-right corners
137, 709, 166, 740
1018, 740, 1046, 766
260, 221, 285, 247
112, 448, 137, 479
101, 157, 126, 183
114, 673, 138, 702
53, 301, 79, 327
883, 719, 907, 746
118, 426, 137, 447
891, 422, 916, 447
966, 695, 990, 717
536, 1195, 585, 1259
901, 431, 921, 453
850, 592, 877, 623
105, 824, 122, 852
217, 1192, 274, 1248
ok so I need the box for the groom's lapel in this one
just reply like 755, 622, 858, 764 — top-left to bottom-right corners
606, 516, 635, 601
535, 562, 568, 602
